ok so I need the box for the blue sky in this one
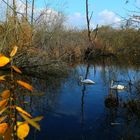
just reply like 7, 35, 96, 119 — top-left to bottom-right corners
34, 0, 140, 28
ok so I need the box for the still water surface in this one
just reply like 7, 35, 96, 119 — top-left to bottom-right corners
27, 61, 140, 140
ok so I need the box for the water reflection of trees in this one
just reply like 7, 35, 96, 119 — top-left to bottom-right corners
28, 77, 68, 115
79, 63, 89, 140
1, 57, 140, 139
72, 58, 140, 140
0, 70, 68, 116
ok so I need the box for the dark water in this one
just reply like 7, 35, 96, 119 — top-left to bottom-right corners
25, 61, 140, 140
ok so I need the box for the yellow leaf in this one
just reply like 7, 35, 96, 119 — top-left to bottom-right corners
17, 80, 33, 91
32, 116, 43, 122
0, 75, 6, 81
17, 122, 23, 126
10, 46, 18, 57
1, 90, 10, 99
0, 55, 10, 67
12, 66, 22, 74
0, 123, 8, 135
0, 99, 7, 109
17, 123, 30, 140
16, 106, 32, 118
20, 113, 40, 131
0, 116, 7, 123
0, 108, 7, 115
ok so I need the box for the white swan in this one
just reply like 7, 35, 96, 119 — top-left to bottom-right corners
110, 80, 126, 90
79, 76, 95, 84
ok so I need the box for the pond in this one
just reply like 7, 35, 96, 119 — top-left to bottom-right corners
24, 60, 140, 140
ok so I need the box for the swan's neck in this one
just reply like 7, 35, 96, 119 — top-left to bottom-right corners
79, 76, 83, 82
111, 80, 114, 87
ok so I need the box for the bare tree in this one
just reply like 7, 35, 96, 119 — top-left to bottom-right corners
13, 0, 17, 23
31, 0, 35, 26
86, 0, 92, 43
85, 0, 96, 60
25, 0, 28, 20
6, 0, 9, 22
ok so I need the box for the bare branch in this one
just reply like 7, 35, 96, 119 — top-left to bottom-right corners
89, 11, 93, 22
2, 0, 24, 17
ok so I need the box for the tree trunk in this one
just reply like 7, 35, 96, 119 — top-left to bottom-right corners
31, 0, 35, 26
6, 0, 9, 22
13, 0, 18, 42
25, 0, 28, 20
13, 0, 17, 23
86, 0, 92, 43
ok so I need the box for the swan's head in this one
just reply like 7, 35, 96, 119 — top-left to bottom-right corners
79, 76, 83, 81
111, 80, 114, 82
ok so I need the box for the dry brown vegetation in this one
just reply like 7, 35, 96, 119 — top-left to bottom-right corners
0, 1, 140, 71
1, 15, 140, 66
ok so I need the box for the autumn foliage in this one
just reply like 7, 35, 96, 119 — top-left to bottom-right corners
0, 46, 43, 139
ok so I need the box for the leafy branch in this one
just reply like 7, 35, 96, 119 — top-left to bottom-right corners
0, 46, 43, 140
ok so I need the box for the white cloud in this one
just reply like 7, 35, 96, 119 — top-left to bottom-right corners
65, 10, 121, 29
65, 12, 86, 29
0, 0, 61, 23
16, 2, 64, 26
65, 12, 96, 29
0, 0, 26, 20
97, 9, 121, 26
